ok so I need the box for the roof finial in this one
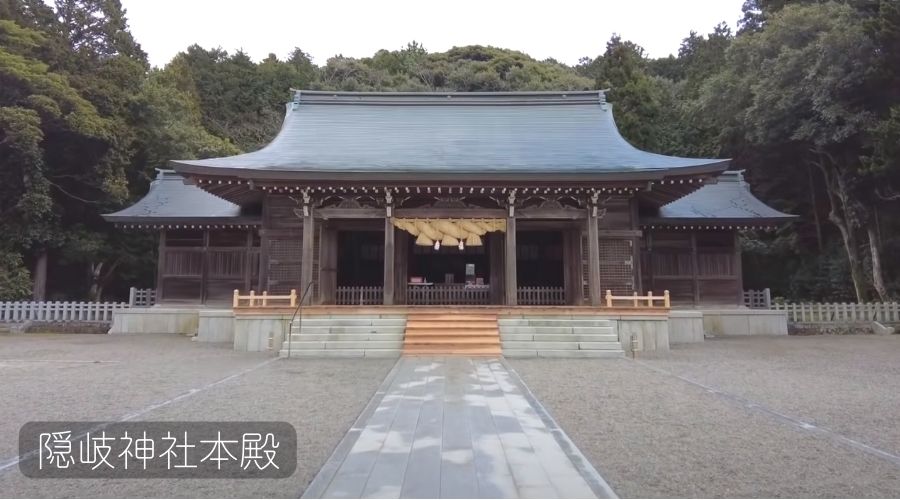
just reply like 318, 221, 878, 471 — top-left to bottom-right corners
598, 88, 610, 110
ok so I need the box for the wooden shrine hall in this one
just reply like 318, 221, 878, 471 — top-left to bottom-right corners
106, 90, 794, 308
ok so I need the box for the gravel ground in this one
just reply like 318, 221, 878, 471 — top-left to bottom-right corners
511, 335, 900, 498
0, 333, 395, 498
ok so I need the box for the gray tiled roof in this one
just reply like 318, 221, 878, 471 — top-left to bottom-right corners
172, 91, 728, 177
645, 171, 796, 226
103, 170, 257, 224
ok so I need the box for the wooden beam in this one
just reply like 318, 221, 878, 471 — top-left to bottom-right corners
516, 208, 587, 219
301, 208, 315, 304
587, 215, 602, 306
394, 208, 505, 218
505, 216, 517, 305
598, 229, 643, 238
383, 217, 395, 305
316, 208, 383, 219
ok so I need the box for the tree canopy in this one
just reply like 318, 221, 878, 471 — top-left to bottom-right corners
0, 0, 897, 301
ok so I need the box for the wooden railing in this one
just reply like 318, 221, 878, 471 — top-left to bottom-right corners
517, 287, 566, 305
128, 287, 156, 307
232, 289, 297, 308
407, 285, 491, 305
0, 301, 128, 323
773, 302, 900, 323
743, 288, 772, 309
336, 286, 384, 305
605, 290, 671, 309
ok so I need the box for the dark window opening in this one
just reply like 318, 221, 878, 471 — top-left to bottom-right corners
516, 231, 564, 287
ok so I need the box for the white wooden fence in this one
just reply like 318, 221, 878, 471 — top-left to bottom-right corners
0, 301, 128, 323
773, 302, 900, 323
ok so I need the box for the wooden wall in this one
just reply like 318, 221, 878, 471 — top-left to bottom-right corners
157, 228, 260, 304
640, 229, 742, 306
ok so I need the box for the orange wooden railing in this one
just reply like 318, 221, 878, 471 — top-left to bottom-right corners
605, 290, 671, 309
232, 289, 297, 308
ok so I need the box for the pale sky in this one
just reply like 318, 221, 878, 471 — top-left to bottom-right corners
121, 0, 746, 68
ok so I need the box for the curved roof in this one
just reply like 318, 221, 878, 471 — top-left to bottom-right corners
642, 171, 796, 227
103, 170, 259, 226
172, 90, 728, 180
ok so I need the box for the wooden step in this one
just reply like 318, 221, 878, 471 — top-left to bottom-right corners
404, 328, 499, 336
403, 312, 501, 356
406, 314, 498, 321
406, 321, 497, 331
404, 336, 501, 345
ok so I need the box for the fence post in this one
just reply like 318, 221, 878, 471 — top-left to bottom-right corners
128, 287, 136, 307
664, 290, 671, 308
605, 290, 613, 308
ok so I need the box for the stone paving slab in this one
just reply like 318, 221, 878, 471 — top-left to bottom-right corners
303, 357, 616, 499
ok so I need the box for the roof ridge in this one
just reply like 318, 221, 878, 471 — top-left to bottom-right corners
291, 89, 605, 106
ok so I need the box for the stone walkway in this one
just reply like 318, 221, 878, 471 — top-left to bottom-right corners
303, 357, 615, 499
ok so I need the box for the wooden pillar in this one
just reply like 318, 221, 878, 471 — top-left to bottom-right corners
489, 232, 504, 304
200, 229, 210, 304
301, 207, 315, 304
733, 230, 743, 305
156, 229, 166, 302
690, 231, 700, 305
395, 230, 409, 304
244, 229, 253, 293
564, 228, 583, 305
587, 211, 602, 306
383, 218, 395, 305
317, 223, 337, 304
505, 216, 517, 306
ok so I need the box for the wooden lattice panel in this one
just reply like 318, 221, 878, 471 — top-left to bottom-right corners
267, 236, 302, 294
598, 239, 635, 296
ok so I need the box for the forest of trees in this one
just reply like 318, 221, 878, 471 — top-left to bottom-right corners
1, 0, 898, 302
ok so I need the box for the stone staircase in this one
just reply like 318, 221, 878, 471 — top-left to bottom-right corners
403, 312, 502, 356
278, 315, 406, 358
499, 316, 624, 358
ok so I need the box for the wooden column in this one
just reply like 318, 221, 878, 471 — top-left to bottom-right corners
489, 233, 504, 305
395, 230, 409, 304
587, 213, 602, 306
733, 230, 743, 305
564, 228, 582, 305
690, 231, 700, 305
200, 229, 210, 304
383, 218, 395, 305
156, 229, 166, 302
301, 206, 315, 304
505, 215, 517, 306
